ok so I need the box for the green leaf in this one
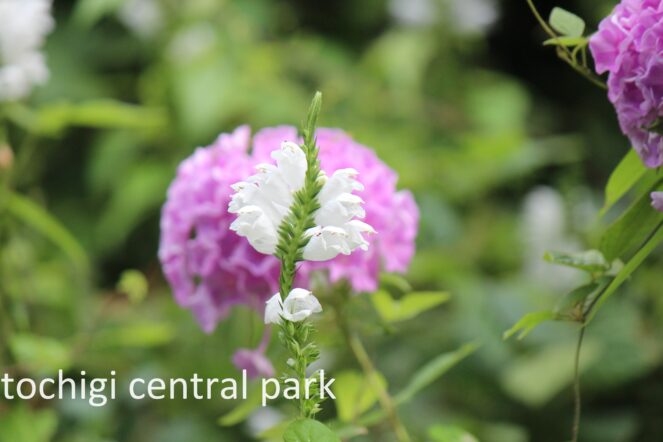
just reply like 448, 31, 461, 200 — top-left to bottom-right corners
332, 370, 387, 422
601, 150, 650, 216
549, 7, 585, 37
218, 385, 263, 426
394, 342, 479, 404
379, 273, 412, 293
503, 311, 557, 340
370, 290, 450, 323
501, 340, 601, 406
588, 223, 663, 323
429, 425, 479, 442
5, 192, 89, 275
116, 269, 149, 304
554, 280, 606, 316
600, 184, 663, 261
357, 343, 478, 427
9, 334, 72, 376
0, 406, 57, 442
543, 249, 610, 273
283, 419, 340, 442
6, 100, 166, 136
89, 321, 175, 349
542, 36, 587, 47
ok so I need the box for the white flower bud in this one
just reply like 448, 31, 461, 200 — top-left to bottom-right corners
264, 289, 323, 324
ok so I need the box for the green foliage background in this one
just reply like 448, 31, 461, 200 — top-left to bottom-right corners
1, 0, 662, 441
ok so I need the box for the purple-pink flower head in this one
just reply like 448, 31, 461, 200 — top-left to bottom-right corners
159, 125, 419, 334
158, 126, 280, 334
589, 0, 663, 168
652, 192, 663, 212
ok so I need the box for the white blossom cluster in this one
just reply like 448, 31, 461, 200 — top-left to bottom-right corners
229, 140, 375, 262
0, 0, 54, 101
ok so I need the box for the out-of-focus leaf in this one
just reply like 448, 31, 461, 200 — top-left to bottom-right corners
501, 340, 601, 406
428, 425, 479, 442
117, 269, 148, 304
5, 192, 89, 275
394, 342, 479, 404
358, 343, 478, 427
379, 273, 412, 293
549, 7, 585, 37
283, 419, 340, 442
503, 311, 557, 340
10, 333, 72, 376
95, 163, 171, 253
601, 149, 651, 216
543, 249, 610, 273
600, 184, 663, 261
555, 280, 609, 316
73, 0, 126, 28
218, 385, 263, 427
542, 36, 587, 46
370, 290, 450, 323
7, 100, 166, 136
332, 370, 387, 423
89, 321, 174, 349
0, 406, 57, 442
588, 223, 663, 323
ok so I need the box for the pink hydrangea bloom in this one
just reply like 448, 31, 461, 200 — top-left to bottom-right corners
589, 0, 663, 168
158, 125, 280, 334
159, 125, 418, 371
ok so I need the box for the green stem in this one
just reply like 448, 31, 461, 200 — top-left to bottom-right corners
332, 297, 412, 442
571, 325, 585, 442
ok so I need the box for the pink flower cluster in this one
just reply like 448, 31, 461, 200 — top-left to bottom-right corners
589, 0, 663, 168
158, 125, 418, 374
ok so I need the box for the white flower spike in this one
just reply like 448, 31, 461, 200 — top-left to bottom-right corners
229, 141, 375, 261
264, 289, 323, 324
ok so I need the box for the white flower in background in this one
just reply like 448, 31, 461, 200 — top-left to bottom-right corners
388, 0, 437, 27
118, 0, 164, 39
522, 186, 581, 290
229, 140, 375, 261
0, 0, 54, 101
264, 288, 322, 324
449, 0, 498, 34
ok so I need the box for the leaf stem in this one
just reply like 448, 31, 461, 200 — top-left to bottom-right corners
571, 325, 585, 442
332, 298, 412, 442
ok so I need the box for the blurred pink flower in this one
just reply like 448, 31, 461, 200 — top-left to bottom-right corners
652, 192, 663, 212
589, 0, 663, 168
159, 125, 418, 371
232, 329, 275, 379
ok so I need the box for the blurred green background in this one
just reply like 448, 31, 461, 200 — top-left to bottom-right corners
1, 0, 663, 441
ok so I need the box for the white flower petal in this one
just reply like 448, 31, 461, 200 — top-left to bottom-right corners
318, 168, 364, 206
271, 141, 307, 192
264, 293, 284, 324
282, 288, 322, 322
229, 205, 278, 255
303, 226, 352, 261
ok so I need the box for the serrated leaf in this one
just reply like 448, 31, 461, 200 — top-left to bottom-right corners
332, 370, 387, 422
542, 36, 587, 47
283, 419, 340, 442
429, 425, 479, 442
10, 334, 72, 376
549, 7, 585, 37
601, 149, 651, 216
370, 290, 450, 323
601, 183, 663, 261
543, 249, 610, 273
503, 311, 557, 340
